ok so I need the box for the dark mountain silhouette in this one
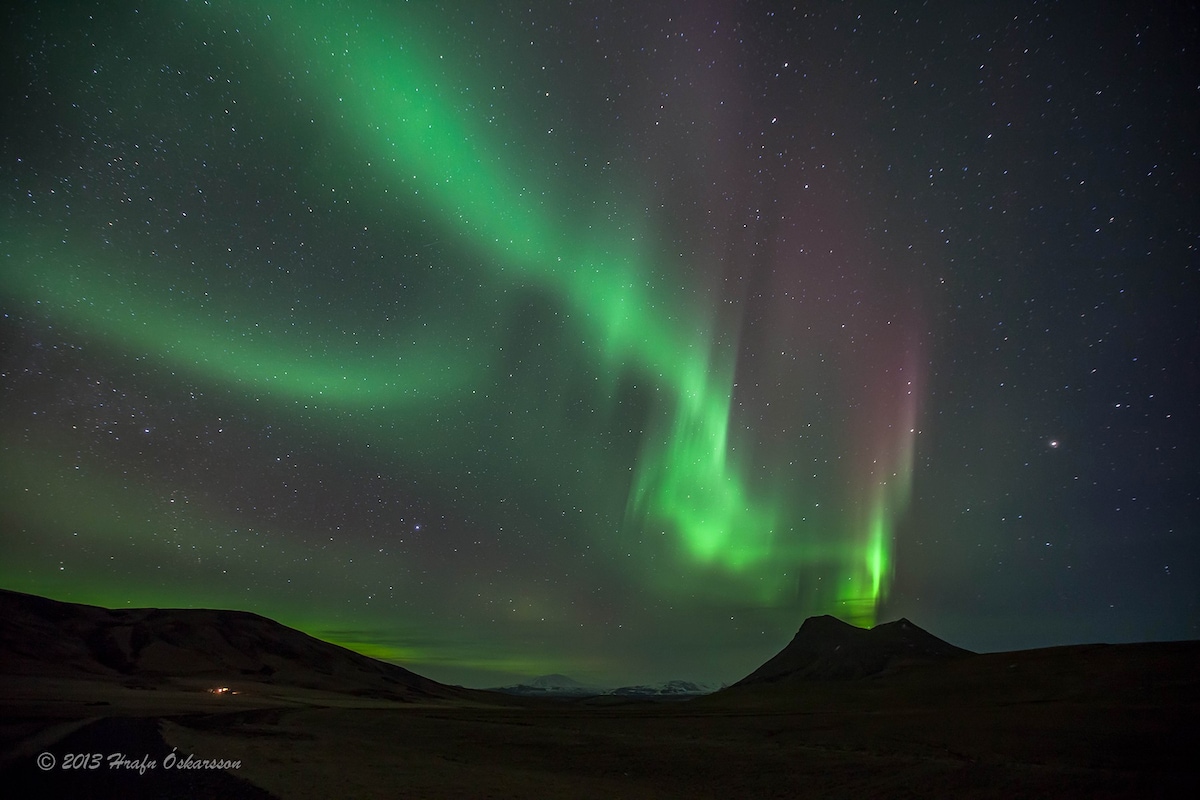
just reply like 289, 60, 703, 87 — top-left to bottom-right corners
735, 615, 972, 685
0, 588, 461, 700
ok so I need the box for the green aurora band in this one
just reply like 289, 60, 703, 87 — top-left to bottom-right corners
1, 0, 921, 650
247, 1, 786, 571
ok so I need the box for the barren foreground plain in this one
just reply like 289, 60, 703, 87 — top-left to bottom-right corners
2, 589, 1197, 798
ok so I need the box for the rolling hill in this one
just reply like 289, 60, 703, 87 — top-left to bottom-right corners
0, 588, 460, 701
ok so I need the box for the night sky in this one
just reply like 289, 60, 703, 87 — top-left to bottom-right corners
2, 1, 1197, 688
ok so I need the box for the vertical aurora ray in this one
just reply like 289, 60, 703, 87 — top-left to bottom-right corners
626, 359, 777, 569
833, 345, 923, 625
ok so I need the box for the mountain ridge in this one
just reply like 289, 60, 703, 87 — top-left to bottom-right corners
735, 614, 973, 685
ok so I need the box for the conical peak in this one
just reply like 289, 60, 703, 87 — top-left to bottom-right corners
797, 615, 862, 634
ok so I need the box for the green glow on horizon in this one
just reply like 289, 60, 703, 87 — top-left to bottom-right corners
314, 633, 589, 680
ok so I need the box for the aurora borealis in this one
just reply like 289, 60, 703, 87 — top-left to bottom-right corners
3, 2, 1197, 687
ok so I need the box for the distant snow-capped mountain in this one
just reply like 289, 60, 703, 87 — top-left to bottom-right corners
609, 680, 713, 696
491, 675, 715, 697
491, 673, 600, 696
526, 673, 588, 690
